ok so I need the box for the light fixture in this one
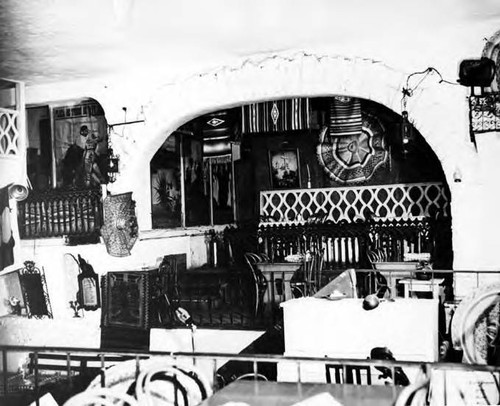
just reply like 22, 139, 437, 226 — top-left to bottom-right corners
107, 149, 120, 183
401, 110, 414, 155
458, 58, 496, 88
106, 126, 120, 183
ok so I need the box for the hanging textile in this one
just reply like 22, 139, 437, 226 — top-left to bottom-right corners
0, 186, 15, 271
317, 99, 388, 184
241, 98, 311, 134
329, 96, 363, 138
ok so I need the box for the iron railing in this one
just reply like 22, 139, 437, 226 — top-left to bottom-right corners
257, 216, 452, 270
1, 345, 499, 406
154, 268, 498, 330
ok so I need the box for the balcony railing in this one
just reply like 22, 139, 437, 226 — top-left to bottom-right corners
1, 345, 500, 406
17, 188, 103, 240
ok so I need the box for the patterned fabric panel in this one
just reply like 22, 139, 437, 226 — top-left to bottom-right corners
241, 98, 311, 134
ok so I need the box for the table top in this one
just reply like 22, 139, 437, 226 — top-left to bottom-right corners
199, 380, 402, 406
256, 262, 303, 273
398, 278, 445, 285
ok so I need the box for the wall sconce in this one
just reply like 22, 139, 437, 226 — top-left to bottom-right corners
107, 148, 120, 183
401, 111, 414, 155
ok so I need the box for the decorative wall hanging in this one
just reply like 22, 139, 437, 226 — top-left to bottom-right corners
269, 148, 301, 189
102, 271, 150, 330
317, 98, 387, 184
241, 98, 311, 133
18, 261, 53, 319
469, 93, 500, 134
101, 192, 138, 257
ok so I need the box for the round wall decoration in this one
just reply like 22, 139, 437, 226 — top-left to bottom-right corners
316, 112, 387, 184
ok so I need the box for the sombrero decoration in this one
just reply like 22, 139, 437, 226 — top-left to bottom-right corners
317, 97, 387, 184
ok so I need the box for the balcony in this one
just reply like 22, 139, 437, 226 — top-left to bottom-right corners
17, 188, 103, 241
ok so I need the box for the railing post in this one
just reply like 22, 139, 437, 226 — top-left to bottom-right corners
2, 349, 7, 396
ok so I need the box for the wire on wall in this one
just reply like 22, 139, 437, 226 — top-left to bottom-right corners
401, 67, 459, 112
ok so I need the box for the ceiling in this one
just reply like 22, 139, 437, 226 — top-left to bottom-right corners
1, 0, 500, 87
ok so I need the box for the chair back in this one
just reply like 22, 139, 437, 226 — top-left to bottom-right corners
325, 364, 372, 385
244, 252, 268, 317
235, 372, 269, 381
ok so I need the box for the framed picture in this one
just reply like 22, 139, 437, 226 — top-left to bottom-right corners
18, 261, 53, 319
102, 271, 149, 330
269, 148, 301, 189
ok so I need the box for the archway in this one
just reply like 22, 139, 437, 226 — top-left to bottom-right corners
119, 52, 464, 233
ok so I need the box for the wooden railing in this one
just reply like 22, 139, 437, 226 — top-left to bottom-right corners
18, 188, 103, 239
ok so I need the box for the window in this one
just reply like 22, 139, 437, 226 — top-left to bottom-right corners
151, 124, 236, 229
26, 99, 109, 190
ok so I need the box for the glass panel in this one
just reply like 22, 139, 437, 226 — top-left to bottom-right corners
151, 134, 182, 228
52, 101, 108, 188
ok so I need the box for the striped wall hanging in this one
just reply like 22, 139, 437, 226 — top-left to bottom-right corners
241, 98, 311, 134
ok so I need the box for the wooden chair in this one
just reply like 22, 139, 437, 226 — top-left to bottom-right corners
325, 364, 372, 385
235, 372, 268, 381
366, 248, 390, 295
244, 253, 268, 317
290, 249, 325, 297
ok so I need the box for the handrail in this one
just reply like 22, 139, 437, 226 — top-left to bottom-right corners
2, 345, 500, 373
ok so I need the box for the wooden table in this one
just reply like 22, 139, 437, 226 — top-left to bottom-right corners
255, 262, 302, 303
399, 278, 445, 300
199, 380, 402, 406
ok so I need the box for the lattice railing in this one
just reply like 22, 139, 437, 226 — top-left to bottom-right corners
260, 182, 449, 225
0, 107, 20, 156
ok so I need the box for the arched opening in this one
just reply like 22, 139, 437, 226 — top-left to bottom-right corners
150, 95, 452, 268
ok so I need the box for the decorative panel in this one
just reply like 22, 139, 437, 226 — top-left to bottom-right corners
0, 107, 20, 155
469, 93, 500, 133
260, 182, 449, 225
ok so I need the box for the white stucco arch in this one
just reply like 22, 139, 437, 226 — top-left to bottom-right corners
106, 52, 467, 233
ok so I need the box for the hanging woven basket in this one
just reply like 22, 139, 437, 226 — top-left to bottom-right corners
101, 192, 138, 257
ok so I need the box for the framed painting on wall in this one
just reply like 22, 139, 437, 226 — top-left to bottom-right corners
268, 148, 301, 189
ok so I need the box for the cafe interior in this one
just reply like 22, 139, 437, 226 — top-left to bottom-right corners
1, 1, 500, 405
